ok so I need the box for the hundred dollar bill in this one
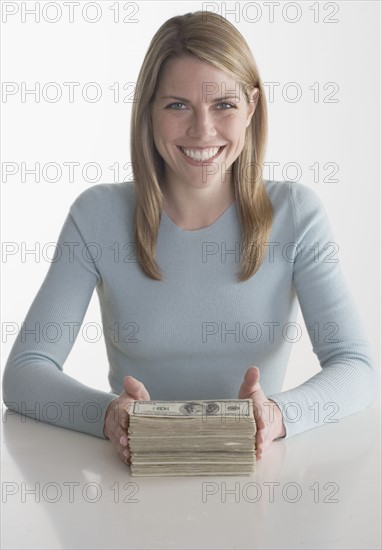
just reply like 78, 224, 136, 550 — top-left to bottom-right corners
130, 465, 256, 476
128, 399, 254, 418
127, 399, 257, 477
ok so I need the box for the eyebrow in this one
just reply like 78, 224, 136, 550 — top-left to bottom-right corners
159, 95, 240, 103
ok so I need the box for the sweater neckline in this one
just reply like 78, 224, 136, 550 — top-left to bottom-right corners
161, 200, 236, 234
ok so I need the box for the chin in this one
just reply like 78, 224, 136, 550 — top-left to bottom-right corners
185, 177, 219, 188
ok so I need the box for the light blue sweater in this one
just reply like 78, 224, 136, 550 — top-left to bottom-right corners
2, 180, 376, 439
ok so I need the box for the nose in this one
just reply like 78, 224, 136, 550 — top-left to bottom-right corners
185, 107, 217, 140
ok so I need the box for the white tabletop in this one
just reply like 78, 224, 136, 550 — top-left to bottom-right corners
1, 405, 381, 550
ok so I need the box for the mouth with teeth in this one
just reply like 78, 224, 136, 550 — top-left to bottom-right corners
177, 145, 225, 162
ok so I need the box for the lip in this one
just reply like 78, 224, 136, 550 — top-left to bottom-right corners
179, 145, 225, 150
177, 145, 226, 165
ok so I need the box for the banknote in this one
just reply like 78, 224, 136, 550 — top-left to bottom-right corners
128, 399, 253, 418
127, 399, 257, 477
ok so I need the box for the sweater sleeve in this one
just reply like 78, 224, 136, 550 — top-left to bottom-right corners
267, 182, 377, 438
2, 188, 118, 439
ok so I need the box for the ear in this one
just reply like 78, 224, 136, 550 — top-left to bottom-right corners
246, 87, 260, 127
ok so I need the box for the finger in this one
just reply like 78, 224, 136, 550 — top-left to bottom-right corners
108, 402, 130, 430
256, 428, 266, 459
256, 441, 270, 461
108, 430, 131, 463
123, 376, 150, 400
118, 405, 130, 429
238, 366, 261, 399
119, 447, 130, 465
252, 400, 267, 430
256, 427, 266, 448
114, 423, 128, 446
256, 426, 273, 460
109, 430, 130, 458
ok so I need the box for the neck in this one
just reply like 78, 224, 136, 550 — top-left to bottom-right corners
161, 179, 235, 231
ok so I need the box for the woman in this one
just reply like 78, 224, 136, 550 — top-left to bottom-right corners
3, 11, 376, 466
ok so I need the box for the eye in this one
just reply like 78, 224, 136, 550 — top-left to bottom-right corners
166, 102, 187, 110
216, 102, 236, 110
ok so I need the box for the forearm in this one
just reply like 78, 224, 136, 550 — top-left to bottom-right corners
3, 359, 118, 439
268, 358, 377, 439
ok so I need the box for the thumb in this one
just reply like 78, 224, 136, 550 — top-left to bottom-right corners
123, 376, 150, 400
238, 366, 261, 399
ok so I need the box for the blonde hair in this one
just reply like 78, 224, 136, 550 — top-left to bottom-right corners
130, 10, 272, 281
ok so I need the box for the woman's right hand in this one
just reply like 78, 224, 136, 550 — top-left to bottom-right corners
103, 376, 150, 465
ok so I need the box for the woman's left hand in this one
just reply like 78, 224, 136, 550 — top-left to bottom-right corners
238, 366, 286, 460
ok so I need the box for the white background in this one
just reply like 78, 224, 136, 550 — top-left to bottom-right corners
1, 1, 381, 399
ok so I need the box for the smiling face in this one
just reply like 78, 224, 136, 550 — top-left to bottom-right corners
151, 55, 258, 193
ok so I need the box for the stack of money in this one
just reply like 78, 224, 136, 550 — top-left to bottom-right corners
127, 399, 256, 476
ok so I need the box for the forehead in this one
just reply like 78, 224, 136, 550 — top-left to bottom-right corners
156, 55, 240, 95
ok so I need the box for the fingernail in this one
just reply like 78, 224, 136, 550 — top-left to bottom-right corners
123, 449, 130, 458
120, 436, 128, 446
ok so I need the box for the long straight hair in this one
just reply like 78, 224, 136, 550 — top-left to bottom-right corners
130, 10, 272, 281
